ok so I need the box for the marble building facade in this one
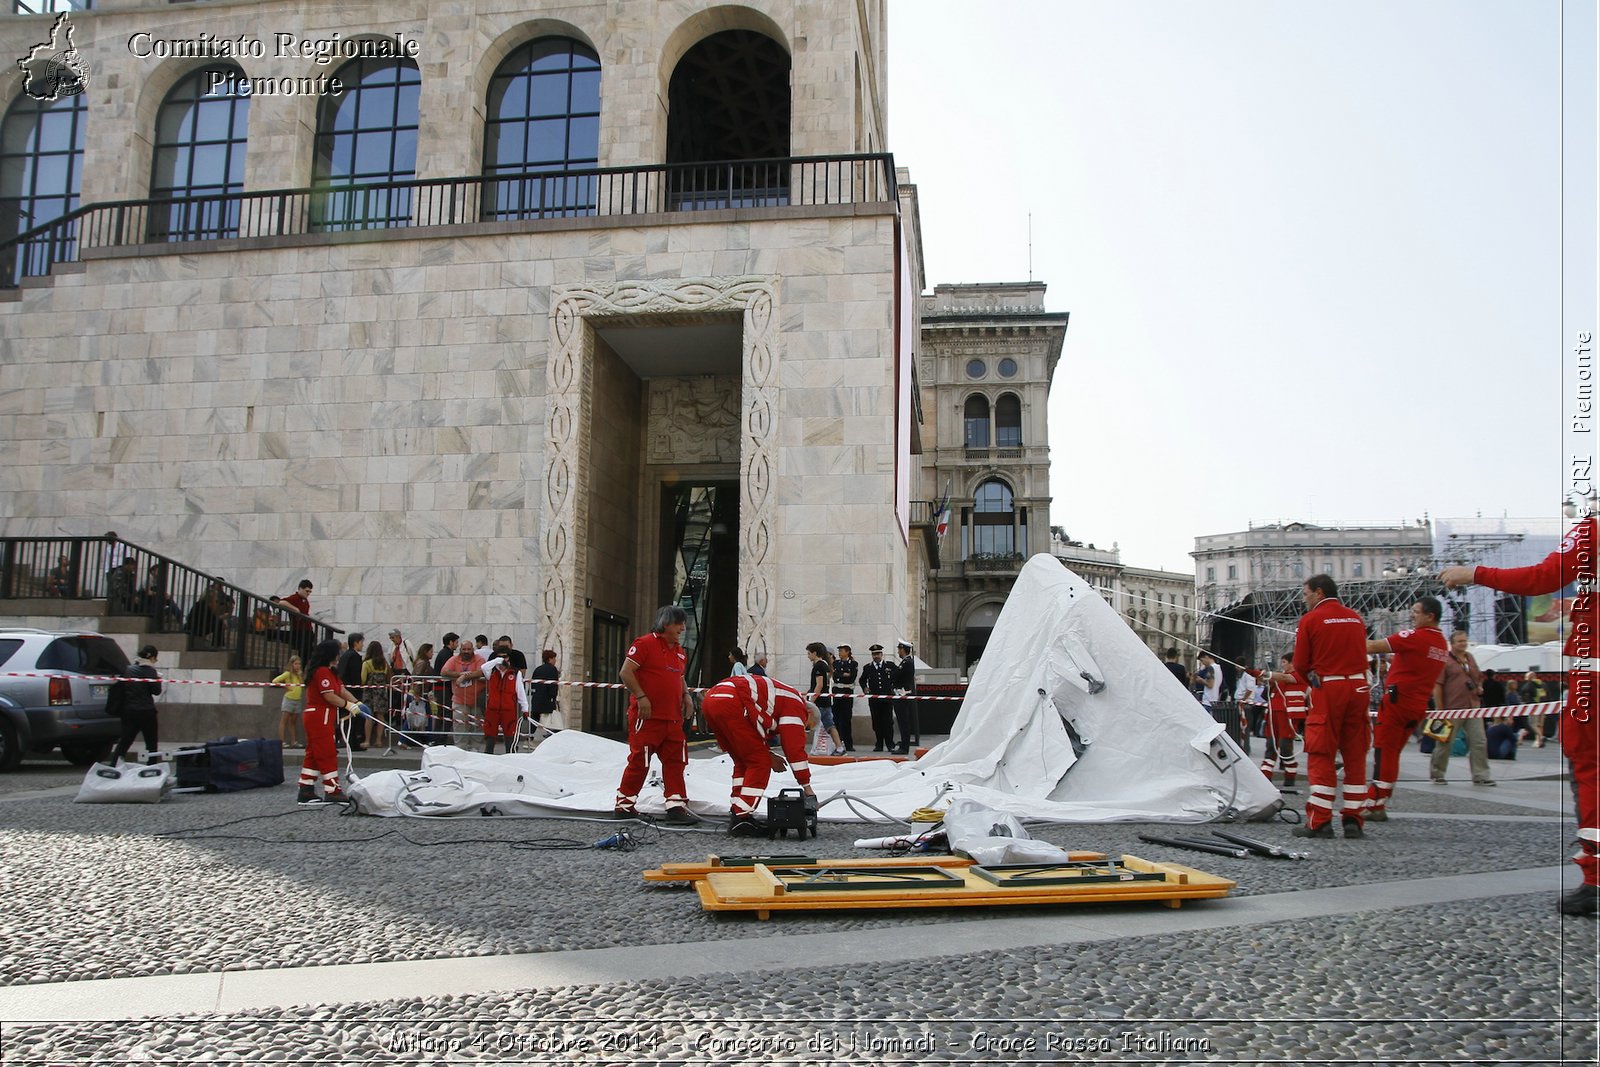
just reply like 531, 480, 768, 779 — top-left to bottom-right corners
0, 0, 924, 727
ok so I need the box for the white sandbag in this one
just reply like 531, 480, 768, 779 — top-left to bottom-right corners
74, 762, 172, 804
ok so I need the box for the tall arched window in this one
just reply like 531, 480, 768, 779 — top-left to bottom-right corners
666, 30, 790, 209
149, 66, 251, 241
971, 479, 1015, 557
963, 395, 990, 449
1, 91, 85, 283
312, 56, 420, 230
483, 38, 600, 220
995, 392, 1022, 448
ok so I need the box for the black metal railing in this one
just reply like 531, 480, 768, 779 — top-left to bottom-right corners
1, 153, 898, 288
0, 535, 343, 671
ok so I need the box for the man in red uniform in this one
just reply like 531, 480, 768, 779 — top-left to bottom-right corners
613, 605, 698, 824
1289, 574, 1372, 838
1257, 653, 1308, 788
1443, 506, 1598, 915
1363, 596, 1450, 822
702, 673, 817, 835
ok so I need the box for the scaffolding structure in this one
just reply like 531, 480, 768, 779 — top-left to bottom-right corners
1206, 531, 1526, 670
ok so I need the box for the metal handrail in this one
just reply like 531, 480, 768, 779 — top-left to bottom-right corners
1, 153, 898, 288
0, 535, 343, 671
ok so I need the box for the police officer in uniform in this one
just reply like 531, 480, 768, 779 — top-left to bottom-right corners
859, 644, 897, 752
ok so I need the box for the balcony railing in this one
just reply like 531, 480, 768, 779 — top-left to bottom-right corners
1, 153, 897, 288
0, 535, 343, 671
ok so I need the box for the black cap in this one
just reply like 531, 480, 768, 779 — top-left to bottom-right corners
868, 644, 884, 652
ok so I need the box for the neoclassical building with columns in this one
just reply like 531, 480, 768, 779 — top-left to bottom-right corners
0, 0, 925, 731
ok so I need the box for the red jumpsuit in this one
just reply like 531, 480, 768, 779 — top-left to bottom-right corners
1258, 674, 1308, 785
613, 632, 690, 813
301, 666, 343, 797
1292, 596, 1371, 831
483, 664, 527, 751
1472, 516, 1598, 887
701, 675, 813, 817
1367, 625, 1448, 816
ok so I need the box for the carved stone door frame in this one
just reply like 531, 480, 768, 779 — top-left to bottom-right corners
540, 277, 780, 714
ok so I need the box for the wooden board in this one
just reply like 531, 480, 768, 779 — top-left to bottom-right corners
643, 852, 1107, 884
693, 856, 1233, 919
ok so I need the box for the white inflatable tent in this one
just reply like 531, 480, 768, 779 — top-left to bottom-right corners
350, 555, 1282, 823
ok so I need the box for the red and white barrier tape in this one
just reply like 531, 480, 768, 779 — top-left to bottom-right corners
4, 671, 1558, 715
0, 672, 965, 700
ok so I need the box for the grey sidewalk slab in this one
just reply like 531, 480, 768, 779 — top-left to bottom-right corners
0, 864, 1564, 1024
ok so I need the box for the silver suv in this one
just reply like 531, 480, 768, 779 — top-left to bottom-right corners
0, 629, 130, 771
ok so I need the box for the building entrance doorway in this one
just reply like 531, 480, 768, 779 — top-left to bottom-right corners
659, 481, 739, 692
588, 609, 630, 735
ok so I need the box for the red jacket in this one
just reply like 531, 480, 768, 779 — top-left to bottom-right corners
706, 674, 813, 786
1474, 516, 1595, 659
1292, 597, 1369, 682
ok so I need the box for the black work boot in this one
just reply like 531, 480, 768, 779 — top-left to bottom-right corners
729, 815, 767, 837
1558, 883, 1600, 916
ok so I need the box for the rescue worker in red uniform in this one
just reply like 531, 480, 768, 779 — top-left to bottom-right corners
481, 651, 528, 754
1289, 574, 1372, 838
1363, 596, 1450, 822
299, 638, 365, 806
612, 606, 699, 825
1443, 506, 1599, 915
701, 673, 818, 835
1256, 653, 1308, 788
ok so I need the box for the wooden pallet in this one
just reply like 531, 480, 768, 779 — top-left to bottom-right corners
691, 855, 1234, 919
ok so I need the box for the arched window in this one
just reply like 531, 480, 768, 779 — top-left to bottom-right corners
149, 66, 251, 241
971, 479, 1014, 556
1, 91, 85, 283
995, 393, 1022, 448
312, 57, 420, 231
963, 395, 990, 449
483, 37, 600, 220
666, 30, 790, 209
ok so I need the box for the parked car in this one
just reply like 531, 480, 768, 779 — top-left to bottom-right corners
0, 629, 130, 771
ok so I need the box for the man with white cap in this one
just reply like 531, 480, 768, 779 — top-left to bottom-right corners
860, 644, 897, 751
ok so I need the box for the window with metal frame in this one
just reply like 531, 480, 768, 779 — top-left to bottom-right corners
995, 392, 1022, 448
971, 479, 1015, 557
0, 90, 84, 281
148, 65, 250, 241
963, 394, 990, 449
311, 56, 420, 231
482, 37, 600, 220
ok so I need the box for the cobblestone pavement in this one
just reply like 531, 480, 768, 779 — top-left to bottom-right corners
0, 743, 1591, 1065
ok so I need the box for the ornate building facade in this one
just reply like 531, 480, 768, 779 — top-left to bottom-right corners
0, 0, 924, 729
915, 282, 1068, 673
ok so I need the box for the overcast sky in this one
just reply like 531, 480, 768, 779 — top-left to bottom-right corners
888, 0, 1589, 572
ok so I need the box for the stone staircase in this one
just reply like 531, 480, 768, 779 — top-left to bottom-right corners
0, 597, 280, 744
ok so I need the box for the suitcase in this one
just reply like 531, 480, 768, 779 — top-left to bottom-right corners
174, 737, 285, 792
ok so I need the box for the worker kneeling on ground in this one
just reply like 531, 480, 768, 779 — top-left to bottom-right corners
701, 673, 817, 836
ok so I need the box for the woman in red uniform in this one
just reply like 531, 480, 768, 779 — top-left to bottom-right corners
299, 638, 364, 806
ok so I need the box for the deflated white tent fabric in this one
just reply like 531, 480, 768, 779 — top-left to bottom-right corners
349, 555, 1282, 823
